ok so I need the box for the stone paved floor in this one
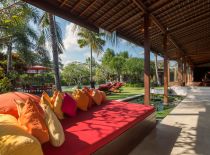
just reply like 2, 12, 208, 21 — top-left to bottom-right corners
129, 87, 210, 155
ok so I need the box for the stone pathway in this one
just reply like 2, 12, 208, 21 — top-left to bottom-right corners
129, 87, 210, 155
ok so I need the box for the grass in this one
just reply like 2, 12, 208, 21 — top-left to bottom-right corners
106, 86, 164, 100
106, 86, 145, 100
156, 105, 174, 119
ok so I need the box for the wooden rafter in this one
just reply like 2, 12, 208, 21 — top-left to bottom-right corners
87, 0, 112, 20
93, 0, 125, 25
110, 13, 142, 32
156, 0, 195, 20
100, 4, 132, 27
132, 0, 186, 56
79, 0, 98, 17
25, 0, 98, 32
59, 0, 68, 8
149, 0, 173, 13
168, 10, 210, 34
70, 0, 83, 13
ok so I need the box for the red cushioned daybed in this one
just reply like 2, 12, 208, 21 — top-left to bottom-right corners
43, 100, 156, 155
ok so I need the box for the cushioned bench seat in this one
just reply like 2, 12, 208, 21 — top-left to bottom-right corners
42, 100, 155, 155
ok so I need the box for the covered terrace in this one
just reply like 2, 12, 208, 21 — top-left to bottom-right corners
24, 0, 210, 105
23, 0, 210, 154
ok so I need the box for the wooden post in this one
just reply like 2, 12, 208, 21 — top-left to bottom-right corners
168, 61, 170, 83
144, 13, 150, 105
189, 66, 193, 83
174, 66, 177, 82
178, 59, 183, 85
183, 59, 187, 86
163, 34, 168, 104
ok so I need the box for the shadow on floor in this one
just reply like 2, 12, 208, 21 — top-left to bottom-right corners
129, 124, 181, 155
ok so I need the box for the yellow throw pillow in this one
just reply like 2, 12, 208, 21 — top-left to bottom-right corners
0, 114, 43, 155
41, 91, 53, 109
72, 89, 89, 111
40, 97, 65, 147
51, 90, 58, 106
53, 92, 64, 119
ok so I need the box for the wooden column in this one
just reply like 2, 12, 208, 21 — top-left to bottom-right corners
144, 13, 150, 105
178, 59, 183, 85
189, 66, 193, 83
168, 61, 170, 83
189, 66, 192, 83
174, 66, 177, 82
163, 34, 168, 104
183, 59, 187, 86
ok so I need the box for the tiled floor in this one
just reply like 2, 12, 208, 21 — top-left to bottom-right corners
129, 87, 210, 155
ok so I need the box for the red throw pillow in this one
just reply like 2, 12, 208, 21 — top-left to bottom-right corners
0, 92, 41, 118
62, 93, 77, 117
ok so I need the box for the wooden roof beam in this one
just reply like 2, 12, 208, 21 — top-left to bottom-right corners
79, 0, 98, 17
24, 0, 98, 33
99, 2, 133, 28
149, 0, 173, 13
87, 0, 112, 20
59, 0, 68, 8
93, 0, 124, 25
194, 60, 210, 65
70, 0, 83, 13
168, 11, 210, 34
132, 0, 185, 56
110, 13, 142, 32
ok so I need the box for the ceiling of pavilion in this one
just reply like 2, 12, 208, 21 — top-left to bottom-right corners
24, 0, 210, 66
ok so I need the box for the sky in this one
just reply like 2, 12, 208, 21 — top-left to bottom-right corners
55, 16, 163, 66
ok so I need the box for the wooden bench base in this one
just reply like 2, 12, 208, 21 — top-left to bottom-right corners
93, 112, 156, 155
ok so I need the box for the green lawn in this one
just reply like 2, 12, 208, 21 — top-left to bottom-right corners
106, 86, 145, 100
156, 106, 174, 119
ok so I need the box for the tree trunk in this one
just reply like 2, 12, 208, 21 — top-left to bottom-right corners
7, 43, 12, 74
90, 47, 93, 82
49, 14, 62, 91
90, 46, 95, 88
154, 53, 161, 86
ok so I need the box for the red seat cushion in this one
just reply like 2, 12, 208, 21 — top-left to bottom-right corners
42, 101, 155, 155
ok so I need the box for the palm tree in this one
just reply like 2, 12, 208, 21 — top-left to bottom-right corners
39, 12, 64, 91
0, 1, 40, 73
73, 26, 105, 88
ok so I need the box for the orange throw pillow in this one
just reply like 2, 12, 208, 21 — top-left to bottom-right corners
72, 89, 89, 111
16, 99, 49, 144
89, 89, 102, 105
99, 91, 107, 103
82, 87, 94, 108
0, 92, 40, 118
